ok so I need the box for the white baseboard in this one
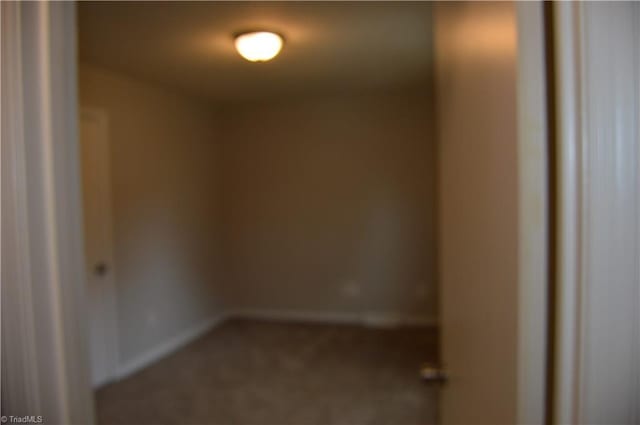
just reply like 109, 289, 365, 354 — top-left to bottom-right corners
111, 309, 436, 382
115, 315, 224, 380
226, 308, 438, 328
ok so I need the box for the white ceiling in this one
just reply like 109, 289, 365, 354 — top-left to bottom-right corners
78, 1, 434, 104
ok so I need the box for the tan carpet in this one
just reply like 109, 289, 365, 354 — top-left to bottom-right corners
96, 319, 439, 425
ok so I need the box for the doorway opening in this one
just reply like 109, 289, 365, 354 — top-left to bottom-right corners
77, 2, 440, 424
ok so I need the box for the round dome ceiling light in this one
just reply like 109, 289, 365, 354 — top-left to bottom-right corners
234, 31, 284, 62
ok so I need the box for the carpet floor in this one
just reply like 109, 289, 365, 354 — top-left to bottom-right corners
95, 319, 439, 425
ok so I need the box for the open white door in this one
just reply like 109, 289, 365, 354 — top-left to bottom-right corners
433, 2, 548, 423
80, 109, 119, 388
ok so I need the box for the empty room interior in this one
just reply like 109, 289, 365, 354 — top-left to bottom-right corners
9, 1, 640, 424
76, 2, 512, 424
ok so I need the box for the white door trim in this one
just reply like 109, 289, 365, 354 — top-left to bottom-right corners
552, 3, 583, 422
2, 1, 42, 414
553, 2, 640, 423
1, 2, 95, 423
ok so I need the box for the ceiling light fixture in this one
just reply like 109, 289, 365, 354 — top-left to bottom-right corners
234, 31, 283, 62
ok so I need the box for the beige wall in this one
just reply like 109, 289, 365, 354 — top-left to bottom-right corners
79, 63, 223, 365
219, 91, 437, 322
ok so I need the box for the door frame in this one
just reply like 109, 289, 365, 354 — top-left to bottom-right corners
552, 2, 640, 423
80, 107, 120, 388
1, 1, 95, 423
